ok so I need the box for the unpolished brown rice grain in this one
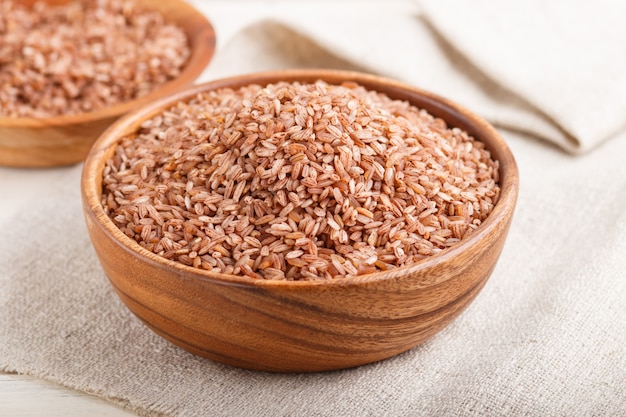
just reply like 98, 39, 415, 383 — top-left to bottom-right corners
0, 0, 189, 117
102, 80, 500, 281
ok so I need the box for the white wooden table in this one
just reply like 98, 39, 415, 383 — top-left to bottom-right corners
0, 374, 135, 417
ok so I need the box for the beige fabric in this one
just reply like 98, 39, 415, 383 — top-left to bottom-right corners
199, 0, 626, 153
2, 1, 626, 416
418, 0, 626, 154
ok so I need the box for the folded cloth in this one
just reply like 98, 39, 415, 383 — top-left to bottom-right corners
200, 0, 626, 153
414, 0, 626, 153
202, 8, 567, 150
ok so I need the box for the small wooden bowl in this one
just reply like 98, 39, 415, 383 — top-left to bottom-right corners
82, 70, 519, 372
0, 0, 215, 168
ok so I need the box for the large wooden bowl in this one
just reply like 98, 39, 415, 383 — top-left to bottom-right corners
0, 0, 215, 168
81, 70, 519, 372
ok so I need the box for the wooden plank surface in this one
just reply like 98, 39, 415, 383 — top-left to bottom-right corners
0, 374, 135, 417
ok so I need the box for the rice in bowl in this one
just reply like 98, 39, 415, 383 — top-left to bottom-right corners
101, 80, 500, 281
0, 0, 190, 118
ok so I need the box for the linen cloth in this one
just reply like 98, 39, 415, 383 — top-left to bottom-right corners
1, 1, 625, 416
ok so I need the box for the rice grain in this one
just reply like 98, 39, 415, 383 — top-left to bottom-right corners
102, 80, 500, 280
0, 0, 190, 117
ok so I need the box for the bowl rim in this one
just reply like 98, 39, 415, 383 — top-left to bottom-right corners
0, 0, 216, 127
81, 69, 519, 289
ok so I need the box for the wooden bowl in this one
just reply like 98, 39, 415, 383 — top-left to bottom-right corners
0, 0, 215, 168
81, 69, 519, 372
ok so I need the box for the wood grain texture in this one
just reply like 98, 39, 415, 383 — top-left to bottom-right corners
0, 0, 216, 168
81, 69, 519, 372
0, 374, 135, 417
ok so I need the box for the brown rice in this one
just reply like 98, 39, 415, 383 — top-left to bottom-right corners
0, 0, 189, 117
102, 80, 500, 280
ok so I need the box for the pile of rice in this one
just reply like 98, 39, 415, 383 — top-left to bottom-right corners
102, 80, 500, 280
0, 0, 189, 117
